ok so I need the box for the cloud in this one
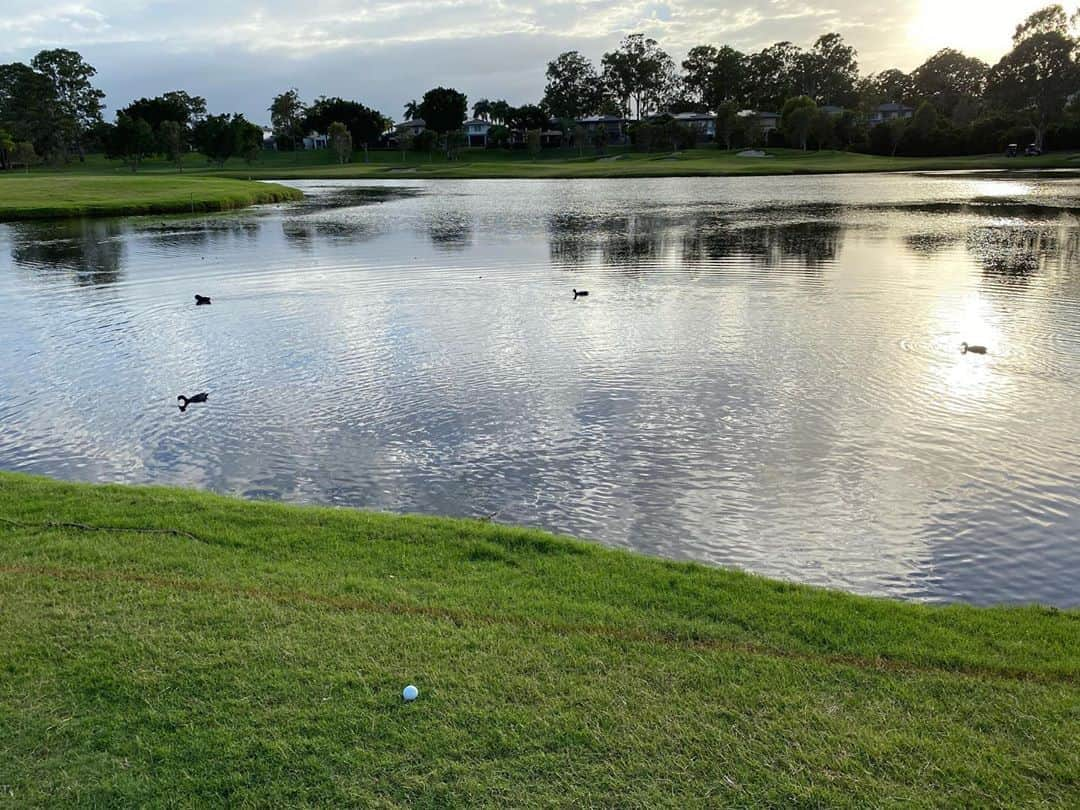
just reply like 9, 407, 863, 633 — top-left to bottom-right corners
0, 0, 1032, 124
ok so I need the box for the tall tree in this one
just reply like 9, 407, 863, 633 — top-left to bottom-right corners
418, 87, 468, 134
328, 121, 352, 163
122, 91, 206, 135
543, 51, 604, 118
0, 63, 66, 160
912, 48, 990, 116
489, 99, 512, 124
403, 99, 420, 120
746, 42, 804, 110
682, 45, 748, 110
30, 49, 105, 160
303, 97, 387, 147
1013, 4, 1071, 43
158, 120, 186, 170
986, 26, 1079, 148
104, 113, 154, 171
871, 69, 916, 104
601, 34, 676, 118
781, 96, 817, 149
714, 102, 740, 150
193, 113, 259, 167
800, 33, 859, 106
269, 89, 306, 151
471, 98, 492, 120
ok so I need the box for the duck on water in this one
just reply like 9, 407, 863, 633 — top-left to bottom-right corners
961, 342, 987, 354
177, 393, 209, 412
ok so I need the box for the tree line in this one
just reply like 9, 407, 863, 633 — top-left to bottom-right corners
1, 4, 1078, 169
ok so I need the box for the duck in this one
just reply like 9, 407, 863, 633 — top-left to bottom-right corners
177, 392, 209, 412
961, 342, 987, 355
573, 288, 589, 298
194, 294, 212, 306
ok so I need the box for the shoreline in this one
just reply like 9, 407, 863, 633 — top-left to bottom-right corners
0, 175, 303, 222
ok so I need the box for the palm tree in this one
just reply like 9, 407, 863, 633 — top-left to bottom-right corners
472, 98, 492, 121
404, 99, 419, 121
489, 99, 511, 125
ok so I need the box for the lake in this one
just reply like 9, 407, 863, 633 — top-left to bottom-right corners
2, 173, 1078, 605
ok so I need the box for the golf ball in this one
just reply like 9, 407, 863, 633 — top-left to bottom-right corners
403, 684, 419, 702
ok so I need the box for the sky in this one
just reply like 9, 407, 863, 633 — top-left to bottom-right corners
0, 0, 1051, 124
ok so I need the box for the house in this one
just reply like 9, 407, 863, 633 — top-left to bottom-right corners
869, 103, 914, 126
738, 110, 780, 137
673, 112, 717, 141
395, 118, 427, 137
819, 105, 845, 117
577, 115, 632, 145
540, 129, 564, 148
302, 131, 329, 150
261, 127, 277, 150
463, 118, 491, 147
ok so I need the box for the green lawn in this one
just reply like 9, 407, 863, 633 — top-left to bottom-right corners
0, 174, 302, 221
11, 146, 1080, 182
0, 472, 1076, 807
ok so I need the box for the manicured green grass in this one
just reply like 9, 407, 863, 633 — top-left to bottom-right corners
0, 175, 302, 221
0, 472, 1076, 807
11, 147, 1080, 182
221, 147, 1080, 180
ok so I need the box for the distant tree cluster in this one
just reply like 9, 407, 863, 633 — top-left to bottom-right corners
268, 90, 389, 155
0, 49, 105, 167
2, 4, 1078, 169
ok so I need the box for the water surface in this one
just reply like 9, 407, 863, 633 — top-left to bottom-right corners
2, 174, 1078, 605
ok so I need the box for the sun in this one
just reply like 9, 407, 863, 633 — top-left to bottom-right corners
907, 0, 1048, 63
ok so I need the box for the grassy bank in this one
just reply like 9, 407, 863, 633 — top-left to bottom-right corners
9, 147, 1080, 183
0, 473, 1077, 806
0, 175, 302, 221
226, 147, 1080, 180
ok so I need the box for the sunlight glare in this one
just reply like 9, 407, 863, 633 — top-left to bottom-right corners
907, 0, 1048, 62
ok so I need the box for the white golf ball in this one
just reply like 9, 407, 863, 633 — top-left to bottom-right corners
402, 684, 419, 702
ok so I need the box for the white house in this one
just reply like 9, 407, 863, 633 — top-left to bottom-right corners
869, 103, 914, 126
463, 118, 492, 147
302, 131, 329, 150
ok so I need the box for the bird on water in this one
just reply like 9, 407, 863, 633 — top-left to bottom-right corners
195, 294, 212, 305
177, 393, 209, 412
961, 342, 987, 354
573, 288, 589, 298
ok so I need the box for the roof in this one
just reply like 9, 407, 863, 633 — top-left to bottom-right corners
396, 118, 426, 128
876, 102, 913, 112
673, 111, 714, 121
578, 115, 629, 124
463, 119, 491, 127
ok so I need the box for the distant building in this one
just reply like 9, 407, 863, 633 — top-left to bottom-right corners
869, 103, 914, 126
396, 118, 427, 137
463, 118, 491, 147
738, 110, 780, 137
672, 112, 717, 141
577, 115, 632, 145
261, 127, 277, 150
302, 131, 329, 150
819, 105, 845, 117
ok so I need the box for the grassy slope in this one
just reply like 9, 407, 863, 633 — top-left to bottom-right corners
0, 473, 1077, 807
0, 175, 302, 221
226, 148, 1080, 180
11, 147, 1080, 182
